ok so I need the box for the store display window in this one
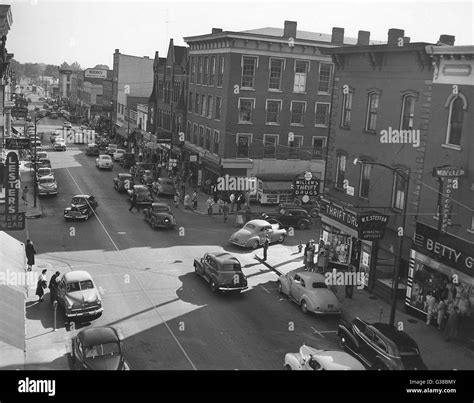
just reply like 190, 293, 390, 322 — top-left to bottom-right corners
321, 223, 352, 265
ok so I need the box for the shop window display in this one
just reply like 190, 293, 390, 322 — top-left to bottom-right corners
322, 224, 352, 265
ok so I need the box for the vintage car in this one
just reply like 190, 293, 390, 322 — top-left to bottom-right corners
53, 139, 67, 151
263, 207, 313, 230
96, 154, 114, 170
37, 175, 58, 196
152, 177, 175, 197
105, 143, 118, 156
71, 326, 130, 370
36, 167, 54, 180
86, 143, 100, 156
120, 152, 135, 169
37, 158, 51, 169
229, 219, 287, 249
143, 202, 176, 229
284, 344, 365, 371
193, 252, 248, 293
278, 268, 342, 315
127, 185, 154, 208
338, 317, 428, 370
35, 151, 48, 161
112, 148, 126, 162
56, 270, 103, 322
113, 173, 134, 192
64, 195, 98, 221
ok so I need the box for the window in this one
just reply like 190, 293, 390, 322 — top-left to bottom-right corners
401, 95, 416, 130
203, 57, 209, 85
199, 126, 204, 147
372, 335, 388, 353
194, 94, 199, 114
190, 57, 196, 83
209, 56, 216, 86
241, 56, 257, 89
446, 97, 464, 146
294, 60, 309, 93
197, 57, 202, 84
193, 124, 198, 144
205, 128, 211, 150
318, 63, 333, 93
288, 135, 303, 159
215, 96, 222, 119
315, 103, 330, 126
264, 134, 278, 159
341, 90, 353, 127
359, 164, 371, 199
269, 58, 284, 90
213, 130, 219, 154
312, 137, 326, 160
217, 56, 224, 87
186, 121, 192, 141
366, 93, 380, 132
207, 96, 213, 118
392, 172, 407, 211
470, 215, 474, 231
266, 100, 282, 124
335, 155, 346, 189
237, 134, 251, 158
201, 95, 207, 116
188, 92, 193, 112
238, 98, 255, 123
290, 101, 306, 125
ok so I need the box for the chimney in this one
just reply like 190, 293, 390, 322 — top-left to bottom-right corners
403, 37, 411, 44
212, 28, 223, 34
331, 27, 345, 45
115, 49, 119, 54
357, 30, 370, 46
387, 28, 405, 46
283, 20, 297, 38
438, 34, 455, 46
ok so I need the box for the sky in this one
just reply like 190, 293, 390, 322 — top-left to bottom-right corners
5, 0, 473, 68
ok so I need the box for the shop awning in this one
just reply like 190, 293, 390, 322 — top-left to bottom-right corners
262, 181, 292, 191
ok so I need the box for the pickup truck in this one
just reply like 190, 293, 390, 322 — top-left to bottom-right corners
193, 252, 248, 293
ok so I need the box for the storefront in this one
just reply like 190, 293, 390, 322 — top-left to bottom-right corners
407, 222, 473, 330
255, 174, 296, 205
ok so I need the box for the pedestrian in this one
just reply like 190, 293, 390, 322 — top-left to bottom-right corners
229, 193, 235, 212
306, 244, 315, 272
192, 191, 198, 210
235, 210, 244, 228
129, 192, 139, 212
425, 293, 437, 326
262, 235, 270, 261
25, 239, 36, 272
36, 269, 47, 302
184, 193, 191, 209
316, 245, 328, 273
437, 299, 447, 330
245, 205, 252, 223
444, 306, 460, 342
213, 191, 219, 204
345, 265, 355, 298
181, 184, 186, 199
217, 197, 224, 214
303, 242, 310, 269
174, 191, 180, 208
206, 196, 214, 215
236, 193, 244, 211
223, 201, 229, 223
22, 186, 28, 205
49, 271, 61, 304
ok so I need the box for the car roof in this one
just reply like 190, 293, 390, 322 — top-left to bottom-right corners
118, 173, 132, 177
63, 270, 93, 282
371, 323, 419, 347
208, 252, 240, 264
87, 143, 97, 147
246, 219, 272, 227
151, 202, 170, 208
133, 185, 148, 189
99, 154, 111, 157
314, 350, 365, 370
288, 268, 326, 282
72, 194, 92, 199
38, 175, 55, 180
78, 326, 120, 347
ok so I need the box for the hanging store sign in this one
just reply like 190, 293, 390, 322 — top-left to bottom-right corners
319, 199, 358, 230
432, 166, 465, 178
4, 137, 30, 150
4, 152, 19, 215
84, 69, 107, 79
293, 173, 320, 204
357, 211, 389, 240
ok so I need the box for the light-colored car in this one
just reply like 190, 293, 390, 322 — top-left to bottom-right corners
37, 175, 58, 196
284, 344, 365, 371
53, 140, 67, 151
229, 219, 287, 249
278, 268, 342, 315
112, 148, 125, 161
36, 167, 53, 180
152, 177, 175, 196
63, 121, 72, 129
96, 154, 114, 170
105, 143, 118, 156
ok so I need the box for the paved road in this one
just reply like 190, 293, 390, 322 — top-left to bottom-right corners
8, 140, 340, 370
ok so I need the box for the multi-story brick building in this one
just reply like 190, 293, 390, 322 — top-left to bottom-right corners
183, 22, 370, 200
321, 29, 457, 301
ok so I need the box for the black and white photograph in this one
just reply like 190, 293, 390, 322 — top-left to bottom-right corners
0, 0, 472, 399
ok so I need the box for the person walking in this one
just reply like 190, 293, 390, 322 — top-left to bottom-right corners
192, 191, 198, 210
129, 192, 139, 212
236, 193, 244, 211
206, 196, 214, 215
229, 193, 235, 212
217, 197, 224, 214
306, 243, 315, 272
22, 186, 29, 205
49, 271, 61, 304
245, 205, 252, 223
425, 293, 437, 326
303, 242, 310, 269
437, 298, 447, 330
25, 239, 36, 272
36, 269, 47, 302
174, 191, 180, 208
223, 201, 229, 223
184, 193, 191, 209
444, 306, 460, 342
262, 235, 270, 261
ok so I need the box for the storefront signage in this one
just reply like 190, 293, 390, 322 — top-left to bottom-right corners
413, 222, 474, 276
5, 137, 30, 150
84, 69, 107, 79
156, 131, 172, 144
0, 212, 25, 230
11, 107, 28, 118
440, 178, 454, 232
190, 155, 197, 162
432, 166, 465, 177
320, 199, 358, 230
357, 211, 389, 240
4, 152, 19, 214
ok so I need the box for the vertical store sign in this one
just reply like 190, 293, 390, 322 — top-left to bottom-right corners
5, 151, 19, 214
441, 178, 454, 232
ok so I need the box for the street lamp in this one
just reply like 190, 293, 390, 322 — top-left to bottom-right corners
353, 158, 410, 327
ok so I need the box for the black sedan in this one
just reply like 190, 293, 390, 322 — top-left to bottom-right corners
127, 185, 154, 208
338, 317, 427, 370
71, 326, 130, 370
64, 195, 98, 221
113, 173, 134, 192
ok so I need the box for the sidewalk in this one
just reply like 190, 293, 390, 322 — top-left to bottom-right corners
255, 243, 474, 370
19, 161, 42, 219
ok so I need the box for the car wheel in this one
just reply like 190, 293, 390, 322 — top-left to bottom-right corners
278, 234, 286, 243
373, 361, 385, 371
298, 220, 308, 230
210, 279, 218, 293
252, 240, 260, 249
84, 213, 89, 221
285, 364, 292, 371
151, 218, 157, 229
277, 281, 283, 294
301, 300, 308, 314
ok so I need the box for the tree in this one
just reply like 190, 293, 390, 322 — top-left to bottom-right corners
93, 64, 110, 70
70, 61, 82, 71
43, 64, 59, 79
60, 61, 70, 70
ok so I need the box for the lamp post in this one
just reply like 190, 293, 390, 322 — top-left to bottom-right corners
353, 158, 410, 327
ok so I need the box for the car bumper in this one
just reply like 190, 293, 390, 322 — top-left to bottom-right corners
39, 189, 58, 195
229, 239, 249, 248
313, 309, 342, 315
64, 212, 88, 220
218, 285, 248, 291
98, 164, 113, 169
65, 307, 103, 319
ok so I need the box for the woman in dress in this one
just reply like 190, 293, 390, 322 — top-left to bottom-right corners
36, 269, 47, 302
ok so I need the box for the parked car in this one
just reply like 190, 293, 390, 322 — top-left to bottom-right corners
53, 139, 67, 151
143, 202, 176, 229
112, 148, 125, 162
56, 270, 103, 321
30, 139, 42, 148
263, 207, 313, 230
35, 151, 48, 160
284, 344, 365, 371
64, 195, 98, 221
229, 219, 287, 249
338, 317, 428, 370
37, 175, 58, 196
113, 173, 134, 192
127, 185, 154, 208
95, 154, 114, 170
36, 167, 54, 180
120, 152, 135, 169
37, 158, 51, 169
70, 326, 130, 370
277, 268, 342, 315
193, 252, 248, 293
86, 143, 100, 156
105, 143, 118, 156
152, 177, 175, 197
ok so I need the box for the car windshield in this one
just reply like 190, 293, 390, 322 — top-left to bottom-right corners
116, 149, 125, 154
136, 187, 150, 194
84, 342, 120, 359
153, 206, 170, 213
244, 223, 256, 230
312, 282, 328, 289
221, 264, 241, 272
66, 280, 94, 292
38, 169, 50, 175
72, 197, 87, 204
101, 155, 111, 160
39, 178, 55, 184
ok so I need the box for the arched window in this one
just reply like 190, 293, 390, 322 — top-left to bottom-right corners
446, 96, 465, 146
335, 154, 347, 189
365, 92, 380, 132
400, 94, 416, 130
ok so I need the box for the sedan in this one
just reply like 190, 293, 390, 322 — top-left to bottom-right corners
71, 326, 130, 370
113, 173, 134, 192
37, 175, 58, 196
285, 344, 365, 370
152, 177, 175, 197
64, 195, 98, 221
127, 185, 154, 208
229, 219, 287, 249
53, 140, 67, 151
278, 269, 342, 315
36, 167, 54, 180
112, 148, 125, 162
96, 154, 114, 170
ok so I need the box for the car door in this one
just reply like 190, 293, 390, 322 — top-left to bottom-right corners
56, 278, 66, 308
203, 255, 213, 280
289, 274, 304, 302
360, 326, 378, 365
